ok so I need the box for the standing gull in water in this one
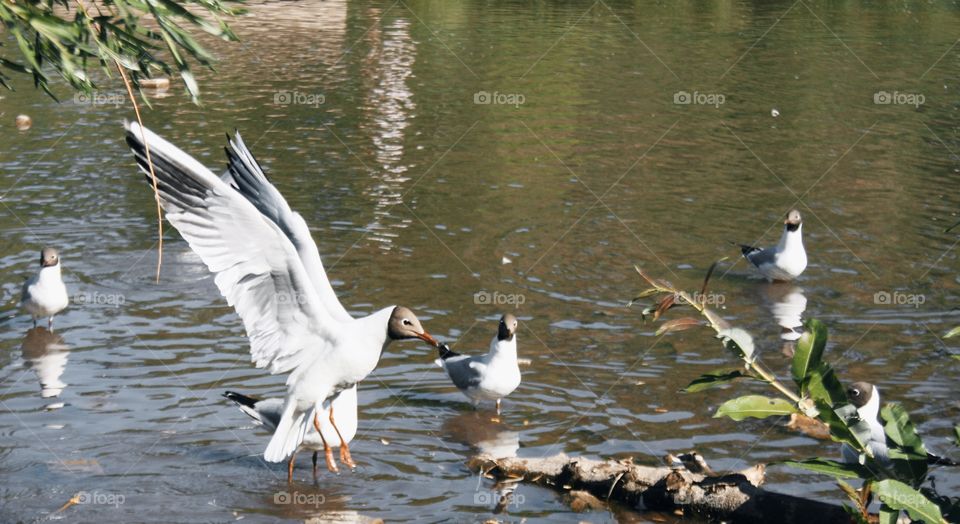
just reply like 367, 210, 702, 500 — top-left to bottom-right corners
224, 386, 358, 481
21, 248, 69, 329
436, 314, 521, 415
736, 209, 807, 282
125, 122, 439, 473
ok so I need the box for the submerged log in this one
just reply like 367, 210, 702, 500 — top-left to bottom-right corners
468, 452, 852, 524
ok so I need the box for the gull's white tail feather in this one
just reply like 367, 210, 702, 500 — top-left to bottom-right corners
263, 403, 312, 462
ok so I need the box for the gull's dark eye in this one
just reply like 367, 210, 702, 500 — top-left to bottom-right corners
402, 319, 412, 326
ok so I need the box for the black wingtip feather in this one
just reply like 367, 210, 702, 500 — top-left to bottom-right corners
437, 342, 459, 360
927, 452, 960, 466
223, 391, 260, 408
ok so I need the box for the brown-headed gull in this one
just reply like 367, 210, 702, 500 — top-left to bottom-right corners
125, 122, 439, 473
841, 382, 956, 467
435, 314, 520, 415
21, 248, 69, 328
737, 209, 807, 282
224, 386, 357, 481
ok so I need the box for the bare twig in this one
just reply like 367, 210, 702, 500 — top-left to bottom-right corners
74, 0, 163, 282
634, 265, 801, 404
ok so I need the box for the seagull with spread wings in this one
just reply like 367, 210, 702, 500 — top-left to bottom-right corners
125, 123, 439, 473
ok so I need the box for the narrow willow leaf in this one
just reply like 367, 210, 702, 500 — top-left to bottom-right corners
656, 317, 701, 336
780, 458, 869, 479
804, 362, 846, 406
792, 319, 827, 386
180, 69, 199, 102
878, 504, 899, 524
954, 425, 960, 446
874, 479, 946, 524
834, 402, 876, 452
628, 288, 661, 305
653, 294, 675, 321
714, 395, 797, 421
702, 307, 730, 330
944, 326, 960, 339
683, 368, 747, 393
841, 504, 870, 524
717, 327, 755, 363
881, 403, 928, 485
882, 404, 927, 452
699, 257, 727, 298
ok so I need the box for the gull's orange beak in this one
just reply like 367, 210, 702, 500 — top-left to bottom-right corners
416, 331, 439, 347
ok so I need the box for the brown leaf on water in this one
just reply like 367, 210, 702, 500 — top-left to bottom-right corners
655, 317, 701, 336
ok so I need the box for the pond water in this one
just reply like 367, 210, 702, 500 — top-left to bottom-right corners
1, 1, 959, 522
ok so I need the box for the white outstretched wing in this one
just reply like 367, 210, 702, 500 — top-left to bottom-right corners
222, 132, 353, 323
125, 121, 338, 375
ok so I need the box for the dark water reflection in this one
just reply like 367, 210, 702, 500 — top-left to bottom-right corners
1, 0, 959, 522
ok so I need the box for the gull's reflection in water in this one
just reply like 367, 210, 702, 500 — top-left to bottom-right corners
442, 411, 520, 459
21, 327, 70, 408
442, 411, 523, 514
761, 285, 807, 355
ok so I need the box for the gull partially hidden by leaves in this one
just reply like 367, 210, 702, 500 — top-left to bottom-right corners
125, 122, 440, 474
841, 382, 957, 467
21, 247, 69, 329
435, 314, 521, 415
223, 387, 357, 482
735, 209, 807, 282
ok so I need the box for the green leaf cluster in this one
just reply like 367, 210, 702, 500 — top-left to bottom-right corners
0, 0, 242, 102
